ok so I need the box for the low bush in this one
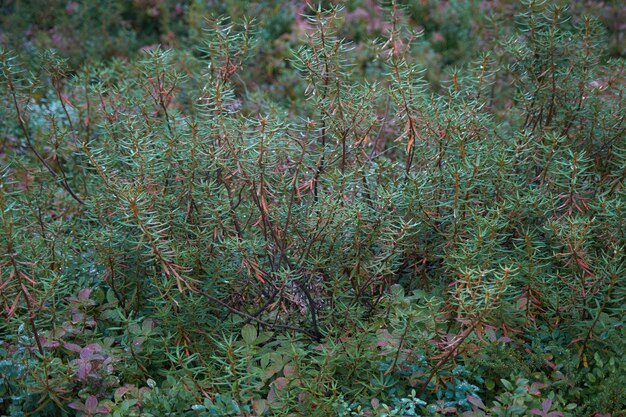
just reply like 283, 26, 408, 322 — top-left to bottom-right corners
1, 1, 624, 416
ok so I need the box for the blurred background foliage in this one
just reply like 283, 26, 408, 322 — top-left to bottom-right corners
1, 0, 623, 82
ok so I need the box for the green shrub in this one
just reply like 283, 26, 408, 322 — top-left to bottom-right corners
0, 1, 624, 416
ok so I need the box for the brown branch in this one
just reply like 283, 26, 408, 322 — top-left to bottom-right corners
7, 75, 84, 205
195, 288, 320, 341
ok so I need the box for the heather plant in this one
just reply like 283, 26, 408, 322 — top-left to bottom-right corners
1, 1, 625, 416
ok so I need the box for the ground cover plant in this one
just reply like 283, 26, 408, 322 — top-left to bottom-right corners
0, 0, 625, 416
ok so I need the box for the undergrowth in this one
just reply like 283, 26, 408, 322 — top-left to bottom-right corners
0, 1, 624, 416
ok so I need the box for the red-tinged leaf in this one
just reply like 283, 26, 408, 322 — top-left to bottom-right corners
406, 134, 414, 153
266, 389, 276, 402
574, 201, 583, 212
253, 399, 268, 415
61, 94, 75, 108
556, 201, 570, 210
19, 270, 36, 285
581, 198, 589, 210
271, 377, 288, 392
467, 395, 485, 409
84, 116, 90, 126
576, 258, 593, 275
6, 294, 21, 318
474, 325, 486, 343
283, 364, 296, 377
96, 405, 112, 413
115, 386, 130, 399
529, 382, 548, 395
430, 351, 450, 360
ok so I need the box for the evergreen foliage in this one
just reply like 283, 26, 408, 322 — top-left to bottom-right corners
0, 1, 624, 416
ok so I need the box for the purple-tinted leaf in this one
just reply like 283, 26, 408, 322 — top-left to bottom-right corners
78, 288, 91, 300
103, 357, 114, 373
297, 392, 308, 403
267, 388, 276, 402
79, 349, 105, 363
64, 342, 82, 353
41, 338, 61, 349
115, 386, 130, 398
84, 395, 98, 413
529, 382, 548, 395
74, 359, 93, 380
80, 351, 104, 361
547, 412, 564, 417
80, 343, 103, 359
68, 401, 85, 411
83, 343, 101, 353
542, 398, 553, 413
61, 321, 75, 332
530, 409, 543, 416
115, 384, 139, 400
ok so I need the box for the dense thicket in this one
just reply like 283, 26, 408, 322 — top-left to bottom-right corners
1, 1, 625, 416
